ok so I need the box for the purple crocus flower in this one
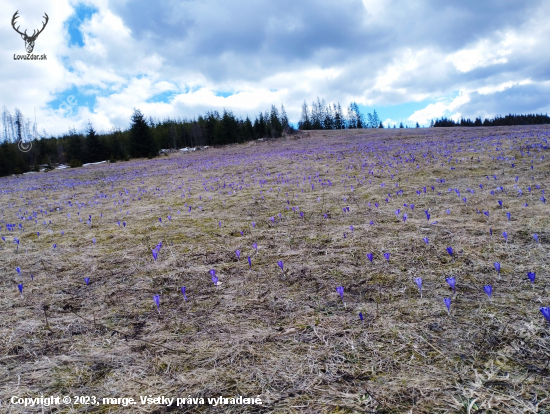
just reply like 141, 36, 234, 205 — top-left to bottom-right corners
506, 212, 511, 221
84, 277, 90, 285
181, 287, 188, 301
498, 200, 502, 208
277, 260, 284, 271
484, 285, 492, 298
92, 238, 96, 244
403, 213, 407, 223
533, 234, 539, 243
252, 222, 256, 228
414, 277, 422, 297
503, 231, 508, 242
446, 277, 456, 292
53, 244, 57, 249
210, 269, 216, 278
300, 212, 304, 219
252, 242, 258, 251
494, 262, 501, 276
159, 218, 162, 223
123, 222, 126, 228
423, 237, 429, 244
444, 298, 451, 315
446, 209, 451, 215
540, 307, 550, 325
366, 253, 373, 263
527, 272, 536, 285
336, 286, 344, 303
446, 247, 453, 256
383, 252, 390, 262
18, 283, 23, 297
247, 256, 252, 268
236, 250, 241, 259
152, 249, 158, 261
270, 217, 275, 223
359, 312, 364, 321
16, 267, 21, 274
212, 275, 218, 286
350, 225, 354, 232
153, 295, 160, 313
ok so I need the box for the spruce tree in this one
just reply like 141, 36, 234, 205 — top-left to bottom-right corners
372, 109, 380, 129
256, 113, 266, 137
270, 105, 283, 137
130, 109, 156, 158
86, 122, 104, 162
244, 116, 255, 140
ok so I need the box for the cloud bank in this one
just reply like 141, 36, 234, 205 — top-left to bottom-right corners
1, 0, 549, 135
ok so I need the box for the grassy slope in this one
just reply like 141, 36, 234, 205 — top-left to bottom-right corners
0, 126, 549, 413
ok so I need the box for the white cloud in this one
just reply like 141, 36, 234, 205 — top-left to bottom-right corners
446, 44, 511, 73
1, 0, 550, 136
407, 102, 447, 124
477, 79, 532, 95
408, 91, 470, 124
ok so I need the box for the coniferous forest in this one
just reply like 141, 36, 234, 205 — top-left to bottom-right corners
1, 98, 549, 177
430, 113, 550, 127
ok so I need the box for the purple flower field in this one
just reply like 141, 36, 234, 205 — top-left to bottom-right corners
1, 126, 549, 412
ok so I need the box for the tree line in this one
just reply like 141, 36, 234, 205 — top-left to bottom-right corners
0, 104, 296, 176
430, 113, 550, 127
298, 98, 383, 130
0, 99, 379, 177
2, 102, 549, 177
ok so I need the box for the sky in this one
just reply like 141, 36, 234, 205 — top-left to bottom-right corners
1, 0, 550, 136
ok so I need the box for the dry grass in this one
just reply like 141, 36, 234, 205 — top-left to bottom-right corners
0, 126, 549, 413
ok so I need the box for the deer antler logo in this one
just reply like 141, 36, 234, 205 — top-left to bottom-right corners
12, 11, 49, 54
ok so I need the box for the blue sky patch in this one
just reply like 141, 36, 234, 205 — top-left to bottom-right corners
147, 91, 178, 104
215, 91, 235, 98
65, 4, 98, 47
358, 98, 439, 127
48, 86, 97, 116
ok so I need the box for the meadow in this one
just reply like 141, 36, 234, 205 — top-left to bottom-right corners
1, 126, 549, 413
